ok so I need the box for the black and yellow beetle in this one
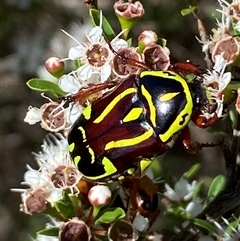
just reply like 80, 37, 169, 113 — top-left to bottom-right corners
68, 68, 210, 181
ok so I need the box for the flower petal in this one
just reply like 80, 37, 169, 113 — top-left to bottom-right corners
58, 75, 81, 93
69, 45, 86, 60
78, 64, 93, 80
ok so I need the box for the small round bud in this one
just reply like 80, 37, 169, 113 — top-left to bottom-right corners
59, 219, 91, 241
88, 185, 111, 207
138, 30, 158, 51
45, 57, 65, 78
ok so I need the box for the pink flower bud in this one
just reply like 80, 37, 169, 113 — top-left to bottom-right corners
88, 185, 111, 207
138, 30, 158, 47
45, 57, 65, 78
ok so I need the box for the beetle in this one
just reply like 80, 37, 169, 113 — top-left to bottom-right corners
67, 66, 215, 181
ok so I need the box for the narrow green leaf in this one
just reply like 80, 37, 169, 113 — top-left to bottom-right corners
192, 181, 204, 198
89, 9, 116, 41
182, 163, 201, 180
37, 227, 59, 236
95, 207, 126, 225
181, 7, 197, 16
193, 218, 217, 233
27, 78, 66, 98
207, 175, 226, 202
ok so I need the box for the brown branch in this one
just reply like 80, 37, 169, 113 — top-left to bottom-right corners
83, 0, 98, 9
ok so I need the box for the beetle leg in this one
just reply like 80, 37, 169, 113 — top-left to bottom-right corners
61, 81, 119, 106
181, 126, 223, 153
169, 61, 202, 76
191, 111, 220, 128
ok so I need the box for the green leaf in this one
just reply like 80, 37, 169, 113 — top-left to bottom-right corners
95, 207, 126, 225
27, 78, 66, 98
226, 216, 240, 234
54, 200, 75, 219
207, 175, 226, 202
37, 227, 59, 236
89, 9, 116, 41
182, 163, 201, 180
181, 7, 197, 16
192, 218, 217, 233
192, 181, 204, 198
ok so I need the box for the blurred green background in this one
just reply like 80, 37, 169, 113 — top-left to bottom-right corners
1, 0, 225, 241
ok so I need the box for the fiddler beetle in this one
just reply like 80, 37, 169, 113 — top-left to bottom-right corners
67, 59, 224, 181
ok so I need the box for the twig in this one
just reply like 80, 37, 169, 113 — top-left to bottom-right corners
83, 0, 98, 9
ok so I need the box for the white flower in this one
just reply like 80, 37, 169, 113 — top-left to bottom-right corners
24, 96, 82, 131
61, 12, 128, 82
186, 200, 204, 217
132, 213, 149, 232
33, 235, 58, 241
24, 106, 44, 125
13, 134, 82, 209
164, 179, 197, 202
202, 54, 231, 118
58, 74, 82, 93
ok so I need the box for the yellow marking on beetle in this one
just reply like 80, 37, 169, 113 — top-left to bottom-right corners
78, 126, 86, 140
84, 157, 117, 180
105, 129, 154, 150
140, 71, 193, 143
127, 167, 136, 175
140, 70, 177, 79
88, 147, 95, 164
118, 175, 125, 181
82, 105, 92, 120
123, 107, 143, 123
141, 85, 156, 127
93, 88, 137, 124
74, 156, 80, 166
139, 159, 152, 176
69, 143, 75, 152
159, 92, 180, 102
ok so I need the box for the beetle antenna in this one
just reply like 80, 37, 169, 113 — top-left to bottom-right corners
108, 41, 150, 70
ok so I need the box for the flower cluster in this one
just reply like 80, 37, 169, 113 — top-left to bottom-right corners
14, 0, 240, 241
